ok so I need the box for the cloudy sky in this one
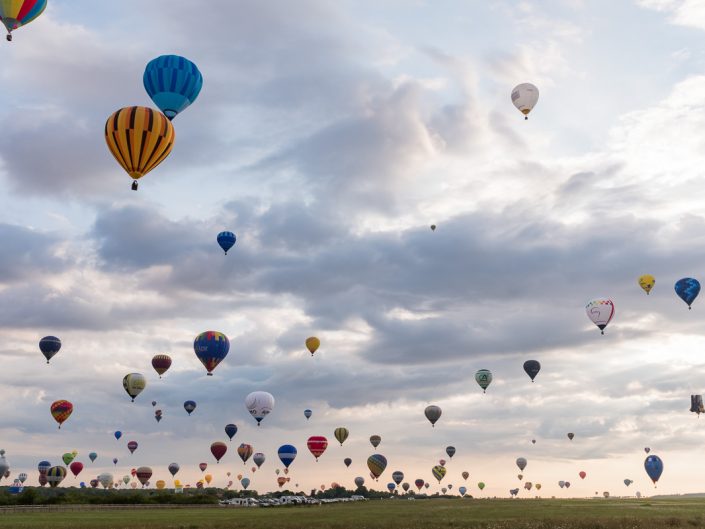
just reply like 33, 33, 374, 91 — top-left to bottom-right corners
3, 0, 705, 497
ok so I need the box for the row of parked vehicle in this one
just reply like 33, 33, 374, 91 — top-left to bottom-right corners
219, 495, 369, 507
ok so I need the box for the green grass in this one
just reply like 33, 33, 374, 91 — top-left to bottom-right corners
1, 498, 705, 529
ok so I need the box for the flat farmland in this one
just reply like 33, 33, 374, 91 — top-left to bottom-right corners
1, 498, 704, 529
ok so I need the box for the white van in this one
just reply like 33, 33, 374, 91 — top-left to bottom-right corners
225, 498, 259, 507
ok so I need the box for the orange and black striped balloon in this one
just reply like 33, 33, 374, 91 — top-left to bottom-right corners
104, 106, 175, 184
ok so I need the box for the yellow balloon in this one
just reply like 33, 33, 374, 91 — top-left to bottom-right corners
638, 274, 655, 295
305, 337, 320, 355
174, 479, 182, 487
156, 480, 166, 490
205, 474, 212, 484
71, 450, 78, 456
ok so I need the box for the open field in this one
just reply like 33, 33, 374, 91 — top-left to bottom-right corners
1, 498, 705, 529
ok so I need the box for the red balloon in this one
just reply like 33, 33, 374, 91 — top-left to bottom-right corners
307, 436, 328, 461
199, 463, 207, 472
579, 471, 586, 479
211, 441, 227, 463
69, 461, 83, 477
127, 441, 138, 454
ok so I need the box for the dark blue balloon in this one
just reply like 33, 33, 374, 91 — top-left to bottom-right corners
114, 431, 122, 440
225, 423, 238, 440
184, 400, 197, 415
39, 336, 61, 363
644, 455, 663, 484
675, 278, 700, 309
143, 55, 203, 120
79, 482, 86, 488
387, 483, 395, 492
523, 360, 541, 381
304, 409, 312, 420
278, 444, 297, 469
217, 231, 236, 255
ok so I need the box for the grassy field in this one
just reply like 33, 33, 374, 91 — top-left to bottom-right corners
1, 498, 705, 529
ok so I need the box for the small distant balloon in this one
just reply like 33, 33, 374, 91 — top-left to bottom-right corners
305, 337, 320, 356
424, 405, 442, 427
638, 274, 655, 295
217, 232, 236, 255
304, 409, 312, 420
585, 299, 614, 334
475, 369, 492, 393
511, 83, 539, 119
39, 336, 61, 364
675, 278, 700, 309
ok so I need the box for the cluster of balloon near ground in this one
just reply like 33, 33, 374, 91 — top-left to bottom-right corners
0, 5, 680, 496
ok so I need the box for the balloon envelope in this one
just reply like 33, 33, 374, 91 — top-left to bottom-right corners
585, 299, 615, 334
675, 278, 700, 308
210, 442, 227, 463
122, 373, 147, 402
50, 400, 73, 428
307, 436, 328, 461
39, 336, 61, 363
151, 355, 172, 377
305, 337, 320, 355
523, 360, 541, 381
245, 391, 275, 425
183, 400, 197, 415
644, 455, 663, 484
367, 454, 387, 479
511, 83, 539, 118
193, 331, 229, 375
0, 0, 47, 40
225, 424, 238, 440
638, 274, 655, 295
217, 231, 236, 254
334, 427, 349, 446
424, 405, 442, 426
475, 369, 493, 392
278, 445, 297, 469
143, 55, 203, 120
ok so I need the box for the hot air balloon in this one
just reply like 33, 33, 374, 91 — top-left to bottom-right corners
113, 458, 118, 466
624, 479, 632, 486
225, 424, 238, 440
424, 405, 442, 427
237, 443, 253, 464
136, 466, 152, 486
334, 427, 349, 446
511, 83, 539, 119
402, 482, 410, 492
675, 278, 700, 309
69, 461, 83, 477
439, 459, 446, 467
183, 400, 197, 415
518, 474, 523, 481
122, 373, 147, 402
459, 486, 467, 496
199, 463, 207, 472
46, 466, 66, 488
367, 454, 387, 480
430, 225, 436, 231
424, 483, 430, 489
355, 477, 365, 488
478, 482, 485, 490
17, 473, 27, 484
193, 331, 229, 375
62, 453, 74, 465
567, 433, 574, 441
559, 480, 565, 488
638, 274, 655, 295
369, 435, 381, 449
143, 55, 203, 120
105, 106, 175, 190
245, 391, 275, 425
131, 469, 137, 478
644, 455, 663, 485
217, 232, 236, 255
532, 439, 536, 444
305, 337, 320, 356
304, 409, 312, 420
154, 410, 162, 423
585, 299, 614, 334
644, 447, 651, 454
127, 441, 138, 454
432, 465, 446, 483
579, 471, 586, 479
168, 463, 179, 476
386, 472, 402, 488
50, 400, 73, 428
211, 442, 227, 463
204, 474, 212, 485
277, 476, 287, 488
475, 369, 492, 393
415, 479, 424, 491
98, 472, 113, 489
446, 446, 456, 458
462, 471, 469, 480
565, 482, 571, 489
151, 355, 172, 378
39, 475, 48, 487
344, 458, 352, 468
114, 431, 122, 440
0, 0, 47, 41
253, 452, 266, 468
240, 477, 250, 489
38, 461, 51, 475
516, 458, 527, 471
122, 475, 131, 485
278, 445, 297, 469
307, 437, 328, 461
156, 480, 165, 490
39, 336, 61, 364
523, 360, 541, 382
88, 452, 97, 463
387, 482, 395, 492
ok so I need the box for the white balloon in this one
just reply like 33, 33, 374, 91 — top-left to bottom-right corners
511, 83, 539, 118
245, 391, 275, 425
585, 298, 615, 334
98, 472, 114, 489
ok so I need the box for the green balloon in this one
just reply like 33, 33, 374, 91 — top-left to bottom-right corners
475, 369, 493, 393
478, 482, 486, 490
62, 453, 75, 465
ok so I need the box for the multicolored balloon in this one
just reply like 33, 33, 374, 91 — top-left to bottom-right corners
278, 445, 297, 469
122, 373, 147, 402
475, 369, 493, 393
0, 0, 47, 42
151, 355, 172, 378
193, 331, 230, 375
183, 400, 197, 415
334, 427, 349, 446
369, 435, 381, 449
245, 391, 275, 425
432, 465, 446, 483
304, 409, 312, 420
307, 436, 328, 461
237, 443, 253, 464
367, 454, 387, 480
50, 400, 73, 429
585, 298, 614, 334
